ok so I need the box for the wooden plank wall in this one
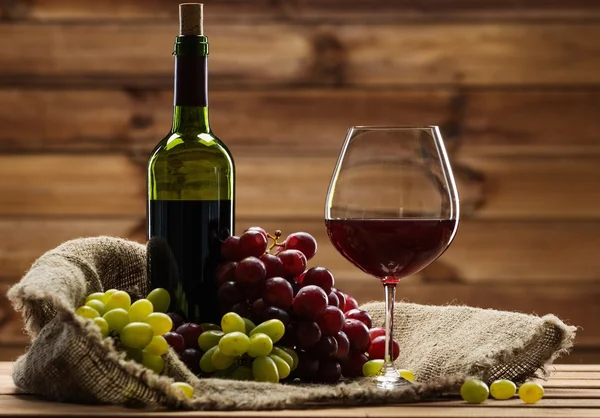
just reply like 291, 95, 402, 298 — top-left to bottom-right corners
1, 0, 599, 362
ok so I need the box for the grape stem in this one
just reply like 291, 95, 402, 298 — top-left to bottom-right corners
266, 230, 284, 253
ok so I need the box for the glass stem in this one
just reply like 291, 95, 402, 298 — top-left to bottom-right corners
383, 281, 397, 371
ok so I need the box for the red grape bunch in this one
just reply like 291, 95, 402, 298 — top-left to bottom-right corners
214, 226, 402, 383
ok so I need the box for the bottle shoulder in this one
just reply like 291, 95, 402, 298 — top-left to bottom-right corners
150, 131, 234, 166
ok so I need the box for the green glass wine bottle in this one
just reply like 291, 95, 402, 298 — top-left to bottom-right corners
147, 3, 234, 324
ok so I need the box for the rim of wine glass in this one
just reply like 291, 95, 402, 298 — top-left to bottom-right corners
350, 125, 439, 131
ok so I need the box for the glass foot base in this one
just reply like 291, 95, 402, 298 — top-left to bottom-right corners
376, 366, 412, 390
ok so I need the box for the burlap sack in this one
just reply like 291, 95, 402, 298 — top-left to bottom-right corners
7, 236, 576, 410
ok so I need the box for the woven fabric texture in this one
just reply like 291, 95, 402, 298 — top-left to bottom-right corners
7, 237, 576, 410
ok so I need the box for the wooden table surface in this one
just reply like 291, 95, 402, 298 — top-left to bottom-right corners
1, 362, 599, 417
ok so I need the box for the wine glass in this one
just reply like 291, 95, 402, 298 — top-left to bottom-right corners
325, 126, 459, 389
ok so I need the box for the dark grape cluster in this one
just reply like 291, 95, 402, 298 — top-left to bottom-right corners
215, 226, 400, 383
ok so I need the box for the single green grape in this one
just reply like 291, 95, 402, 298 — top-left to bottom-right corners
85, 299, 106, 316
142, 351, 165, 374
146, 288, 171, 313
120, 322, 154, 349
93, 317, 109, 338
129, 299, 153, 322
221, 312, 246, 334
268, 354, 291, 379
198, 330, 224, 352
105, 290, 131, 311
218, 332, 250, 357
271, 347, 293, 369
252, 355, 279, 383
199, 323, 221, 332
103, 308, 130, 333
171, 382, 194, 400
518, 382, 544, 404
76, 306, 100, 319
281, 347, 298, 371
247, 333, 273, 358
86, 292, 105, 304
200, 346, 218, 373
399, 369, 415, 382
211, 347, 236, 370
363, 359, 384, 377
144, 335, 169, 356
125, 347, 143, 363
249, 319, 285, 344
102, 289, 118, 304
460, 379, 490, 404
490, 379, 517, 400
243, 318, 256, 334
231, 365, 253, 381
144, 312, 173, 336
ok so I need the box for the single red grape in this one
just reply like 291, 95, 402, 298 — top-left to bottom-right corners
163, 331, 185, 353
296, 271, 307, 285
217, 281, 245, 305
327, 292, 339, 307
344, 295, 359, 313
333, 288, 346, 312
239, 230, 268, 258
166, 312, 184, 331
244, 285, 262, 303
333, 331, 350, 361
175, 323, 203, 349
260, 253, 287, 278
278, 322, 297, 348
368, 335, 400, 361
341, 351, 368, 378
308, 336, 338, 359
294, 351, 319, 382
180, 348, 202, 374
344, 309, 373, 328
215, 261, 237, 286
245, 226, 268, 241
302, 267, 335, 294
235, 257, 266, 286
277, 249, 307, 277
313, 360, 341, 383
232, 301, 253, 319
293, 285, 328, 320
284, 232, 317, 260
221, 236, 242, 261
262, 277, 294, 310
369, 327, 385, 341
251, 298, 266, 318
295, 321, 322, 349
260, 306, 291, 326
342, 319, 371, 353
316, 306, 344, 336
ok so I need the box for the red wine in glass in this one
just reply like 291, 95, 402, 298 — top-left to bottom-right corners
326, 218, 457, 281
325, 126, 460, 389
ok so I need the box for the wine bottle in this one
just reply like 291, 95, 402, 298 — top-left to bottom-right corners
147, 3, 235, 324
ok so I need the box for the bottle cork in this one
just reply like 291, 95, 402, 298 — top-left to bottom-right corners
179, 3, 203, 36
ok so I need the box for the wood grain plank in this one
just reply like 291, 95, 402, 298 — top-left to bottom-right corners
4, 0, 600, 21
2, 217, 600, 283
1, 0, 279, 21
0, 155, 145, 216
0, 218, 144, 280
2, 396, 600, 417
293, 0, 600, 20
3, 154, 600, 221
2, 89, 599, 157
0, 23, 598, 86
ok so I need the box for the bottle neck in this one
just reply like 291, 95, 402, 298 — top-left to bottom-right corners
171, 36, 210, 133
